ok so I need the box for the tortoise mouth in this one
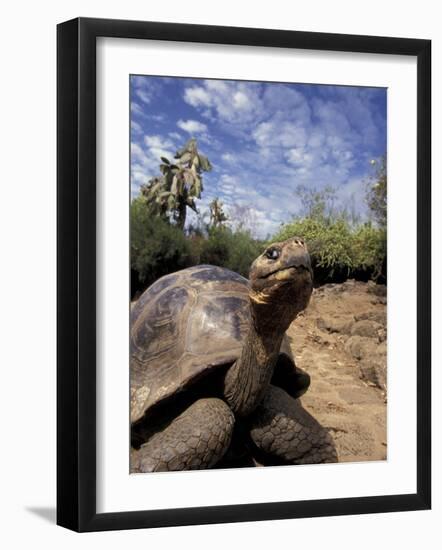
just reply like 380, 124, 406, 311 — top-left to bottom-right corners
258, 264, 311, 281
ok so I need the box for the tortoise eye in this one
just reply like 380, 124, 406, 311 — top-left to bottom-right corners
265, 248, 280, 260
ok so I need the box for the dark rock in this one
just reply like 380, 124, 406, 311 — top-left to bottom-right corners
312, 333, 331, 346
367, 284, 387, 297
344, 335, 387, 390
355, 310, 387, 326
344, 336, 378, 361
317, 316, 354, 335
370, 297, 387, 306
359, 359, 386, 390
351, 320, 383, 339
341, 279, 357, 290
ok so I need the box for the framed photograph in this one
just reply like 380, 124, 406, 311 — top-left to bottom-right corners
57, 17, 431, 532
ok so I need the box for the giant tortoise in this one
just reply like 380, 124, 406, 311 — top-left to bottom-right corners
131, 237, 337, 472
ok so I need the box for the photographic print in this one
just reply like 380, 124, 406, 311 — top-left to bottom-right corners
57, 18, 431, 531
129, 75, 387, 474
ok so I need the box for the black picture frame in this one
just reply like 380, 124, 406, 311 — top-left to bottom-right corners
57, 17, 431, 532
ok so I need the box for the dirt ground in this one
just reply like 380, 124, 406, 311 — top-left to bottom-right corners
287, 279, 387, 463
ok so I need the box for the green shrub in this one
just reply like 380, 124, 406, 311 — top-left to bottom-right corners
274, 218, 354, 274
200, 227, 263, 278
131, 197, 193, 289
273, 217, 386, 282
352, 223, 386, 279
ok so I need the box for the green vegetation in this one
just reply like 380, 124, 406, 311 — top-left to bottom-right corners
131, 137, 387, 295
200, 227, 263, 278
131, 195, 261, 291
272, 174, 387, 283
273, 217, 386, 283
209, 198, 228, 228
131, 196, 193, 289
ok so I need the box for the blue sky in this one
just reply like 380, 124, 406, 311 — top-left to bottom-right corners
130, 75, 386, 238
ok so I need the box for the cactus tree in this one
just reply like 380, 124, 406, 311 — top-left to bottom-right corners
209, 197, 228, 228
140, 138, 212, 230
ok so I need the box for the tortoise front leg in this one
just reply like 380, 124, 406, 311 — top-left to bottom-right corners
131, 398, 234, 472
248, 385, 337, 464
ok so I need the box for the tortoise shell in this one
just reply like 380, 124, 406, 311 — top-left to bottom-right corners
130, 264, 303, 424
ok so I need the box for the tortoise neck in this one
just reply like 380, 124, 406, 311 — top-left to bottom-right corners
223, 308, 285, 417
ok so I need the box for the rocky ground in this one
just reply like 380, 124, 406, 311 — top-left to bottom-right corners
287, 279, 387, 463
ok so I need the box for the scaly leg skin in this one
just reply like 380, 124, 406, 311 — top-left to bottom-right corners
249, 385, 337, 464
131, 398, 235, 472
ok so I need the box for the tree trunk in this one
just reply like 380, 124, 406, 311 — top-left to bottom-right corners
176, 200, 186, 231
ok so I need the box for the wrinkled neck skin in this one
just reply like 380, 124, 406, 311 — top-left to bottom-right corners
223, 299, 296, 417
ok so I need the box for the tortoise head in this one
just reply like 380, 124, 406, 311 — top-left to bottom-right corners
248, 237, 313, 324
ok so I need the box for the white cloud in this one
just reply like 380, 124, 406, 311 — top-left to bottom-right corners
131, 76, 158, 105
169, 131, 183, 141
218, 173, 238, 195
130, 102, 145, 117
131, 120, 143, 134
205, 171, 301, 239
232, 91, 251, 110
184, 86, 212, 107
285, 147, 313, 166
130, 134, 176, 191
131, 142, 149, 165
135, 89, 152, 104
183, 80, 263, 127
334, 177, 370, 221
253, 121, 307, 149
146, 114, 165, 123
177, 119, 208, 134
205, 80, 229, 93
144, 135, 174, 149
221, 152, 236, 163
